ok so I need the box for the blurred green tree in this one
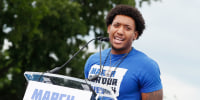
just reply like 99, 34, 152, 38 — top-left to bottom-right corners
0, 0, 158, 99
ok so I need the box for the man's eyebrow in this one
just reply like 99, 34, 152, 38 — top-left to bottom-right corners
124, 24, 132, 27
112, 22, 133, 27
112, 22, 120, 24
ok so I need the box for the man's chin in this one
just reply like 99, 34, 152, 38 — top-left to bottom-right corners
111, 45, 125, 51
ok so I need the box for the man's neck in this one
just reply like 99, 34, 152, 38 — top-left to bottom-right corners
111, 47, 132, 54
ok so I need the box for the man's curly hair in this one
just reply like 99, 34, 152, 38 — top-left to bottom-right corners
106, 5, 145, 39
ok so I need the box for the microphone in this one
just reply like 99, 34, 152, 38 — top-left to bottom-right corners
48, 36, 109, 73
88, 74, 99, 81
87, 37, 109, 81
96, 36, 109, 42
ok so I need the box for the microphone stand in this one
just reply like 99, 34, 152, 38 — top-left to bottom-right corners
48, 37, 109, 73
87, 41, 102, 81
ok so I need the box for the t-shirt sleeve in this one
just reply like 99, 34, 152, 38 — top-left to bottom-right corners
84, 57, 91, 79
139, 60, 163, 93
84, 54, 96, 79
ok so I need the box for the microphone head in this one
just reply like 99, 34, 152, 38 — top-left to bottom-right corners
102, 37, 109, 42
96, 36, 109, 42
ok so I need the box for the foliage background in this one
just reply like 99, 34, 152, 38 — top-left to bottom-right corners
0, 0, 156, 99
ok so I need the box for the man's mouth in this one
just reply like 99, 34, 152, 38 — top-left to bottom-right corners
114, 37, 124, 44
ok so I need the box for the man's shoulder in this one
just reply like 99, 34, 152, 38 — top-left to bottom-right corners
130, 48, 158, 67
130, 48, 151, 60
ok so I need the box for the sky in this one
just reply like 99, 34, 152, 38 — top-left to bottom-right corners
133, 0, 200, 99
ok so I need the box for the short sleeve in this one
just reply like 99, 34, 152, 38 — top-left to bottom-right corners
139, 60, 163, 93
84, 56, 92, 78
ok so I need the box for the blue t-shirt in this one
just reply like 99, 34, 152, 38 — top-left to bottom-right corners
84, 47, 162, 100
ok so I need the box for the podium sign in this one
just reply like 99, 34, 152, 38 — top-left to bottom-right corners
23, 81, 92, 100
23, 71, 117, 100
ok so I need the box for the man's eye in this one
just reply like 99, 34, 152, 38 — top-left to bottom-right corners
125, 26, 131, 31
113, 24, 120, 27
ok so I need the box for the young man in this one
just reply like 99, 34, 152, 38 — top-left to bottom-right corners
84, 5, 163, 100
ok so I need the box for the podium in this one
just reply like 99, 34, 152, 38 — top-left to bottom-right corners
23, 71, 117, 100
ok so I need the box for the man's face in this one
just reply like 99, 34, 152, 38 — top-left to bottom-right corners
107, 15, 138, 54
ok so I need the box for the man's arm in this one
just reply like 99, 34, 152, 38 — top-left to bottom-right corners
141, 89, 163, 100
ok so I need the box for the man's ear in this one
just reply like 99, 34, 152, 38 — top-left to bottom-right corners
133, 31, 138, 40
107, 25, 111, 34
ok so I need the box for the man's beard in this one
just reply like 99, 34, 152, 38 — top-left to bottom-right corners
111, 45, 126, 52
111, 42, 133, 53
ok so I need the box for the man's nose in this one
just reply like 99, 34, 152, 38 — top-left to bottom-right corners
117, 26, 124, 35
